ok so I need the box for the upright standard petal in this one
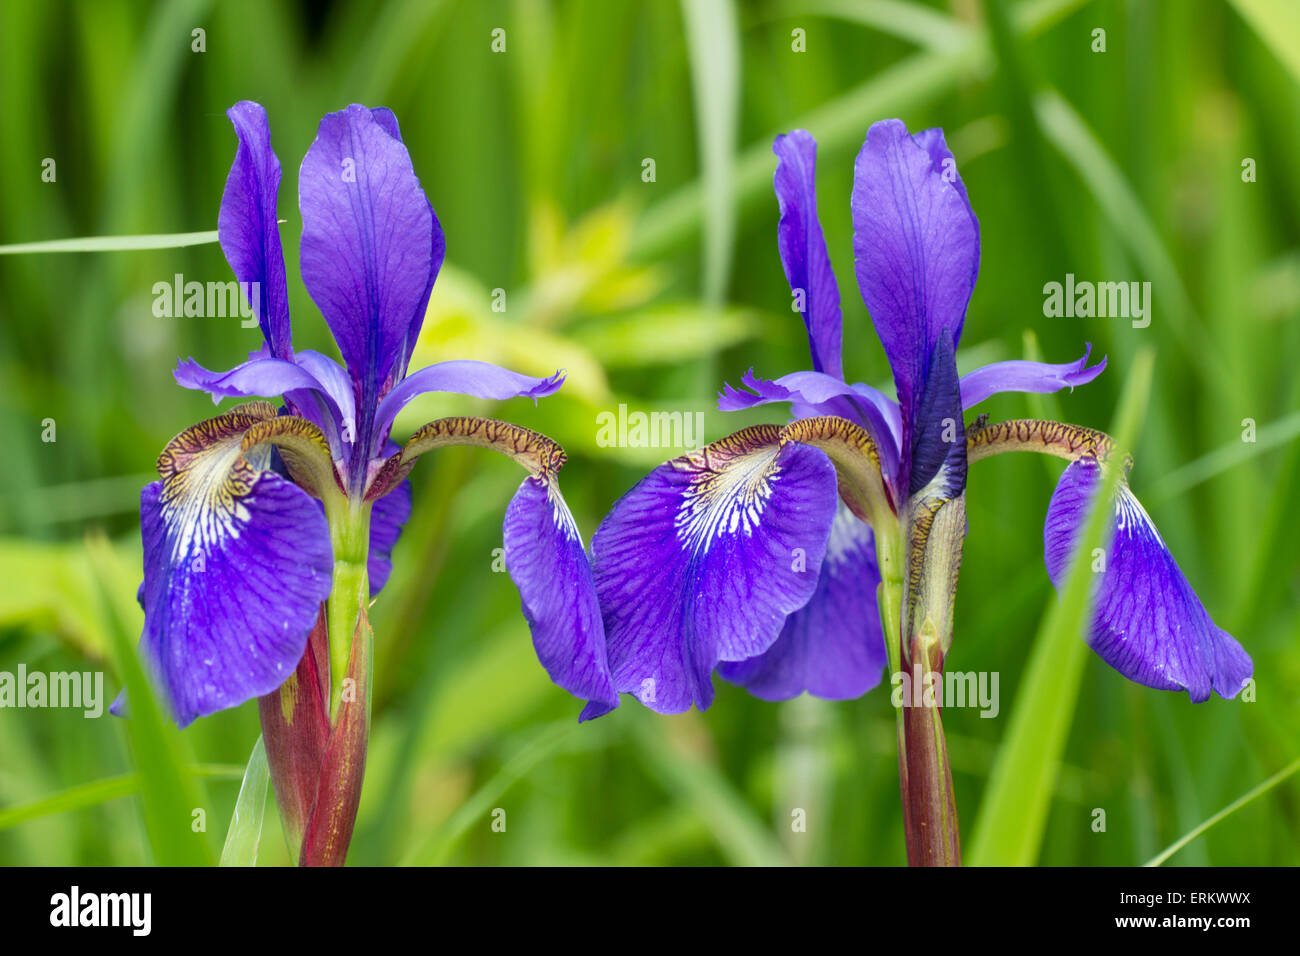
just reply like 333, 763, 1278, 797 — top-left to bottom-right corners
590, 427, 838, 715
1043, 458, 1252, 701
367, 106, 446, 378
719, 500, 885, 700
773, 130, 843, 379
219, 102, 291, 358
960, 345, 1106, 411
299, 104, 440, 404
504, 474, 617, 713
136, 404, 334, 726
851, 120, 979, 484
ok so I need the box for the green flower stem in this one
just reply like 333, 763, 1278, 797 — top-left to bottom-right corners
324, 495, 372, 721
875, 524, 906, 762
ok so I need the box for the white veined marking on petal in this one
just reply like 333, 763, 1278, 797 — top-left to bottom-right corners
1115, 483, 1165, 547
545, 479, 580, 543
160, 436, 250, 564
674, 445, 781, 554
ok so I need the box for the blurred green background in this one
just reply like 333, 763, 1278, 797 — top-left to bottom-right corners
1, 0, 1297, 866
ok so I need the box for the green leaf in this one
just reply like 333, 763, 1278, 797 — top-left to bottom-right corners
402, 721, 580, 865
0, 765, 244, 832
0, 230, 219, 255
219, 737, 271, 867
968, 349, 1155, 866
1227, 0, 1300, 86
633, 714, 790, 867
1148, 408, 1300, 503
792, 0, 972, 52
680, 0, 740, 307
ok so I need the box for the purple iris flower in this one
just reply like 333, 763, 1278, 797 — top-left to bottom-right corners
586, 118, 1251, 724
125, 101, 616, 741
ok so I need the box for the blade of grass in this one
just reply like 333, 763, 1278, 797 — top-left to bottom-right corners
0, 231, 219, 255
219, 736, 270, 867
680, 0, 740, 398
1148, 408, 1300, 503
0, 765, 244, 832
1144, 755, 1300, 867
1227, 0, 1300, 86
790, 0, 973, 52
968, 347, 1155, 866
633, 715, 790, 867
401, 720, 580, 866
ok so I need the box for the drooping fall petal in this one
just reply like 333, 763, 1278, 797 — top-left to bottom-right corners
1043, 458, 1252, 701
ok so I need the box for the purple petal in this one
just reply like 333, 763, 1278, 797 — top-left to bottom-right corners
365, 107, 446, 378
773, 130, 843, 379
290, 350, 358, 445
299, 104, 441, 402
134, 415, 333, 726
368, 475, 411, 597
174, 351, 352, 459
909, 127, 977, 239
960, 345, 1106, 410
504, 475, 617, 712
219, 102, 292, 358
372, 360, 564, 456
851, 119, 979, 459
1044, 459, 1252, 701
719, 501, 885, 700
906, 333, 966, 498
590, 431, 838, 714
718, 368, 902, 490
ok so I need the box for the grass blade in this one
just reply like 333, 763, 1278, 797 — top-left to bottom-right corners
219, 736, 271, 867
1144, 756, 1300, 867
633, 716, 790, 867
1148, 408, 1300, 503
401, 721, 579, 866
1227, 0, 1300, 86
0, 231, 219, 255
680, 0, 740, 307
0, 766, 244, 832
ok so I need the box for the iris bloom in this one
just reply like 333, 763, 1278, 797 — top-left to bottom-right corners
588, 120, 1251, 862
125, 101, 615, 864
